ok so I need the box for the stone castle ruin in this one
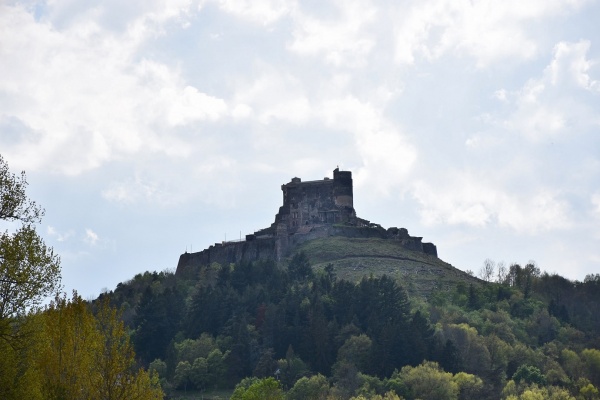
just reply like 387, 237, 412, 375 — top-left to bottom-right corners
176, 168, 437, 275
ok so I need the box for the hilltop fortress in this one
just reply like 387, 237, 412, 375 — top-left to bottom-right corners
176, 168, 437, 275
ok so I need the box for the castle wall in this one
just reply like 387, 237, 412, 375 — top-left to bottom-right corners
176, 224, 439, 277
176, 238, 277, 276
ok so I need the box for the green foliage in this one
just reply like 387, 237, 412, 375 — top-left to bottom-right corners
452, 372, 484, 400
1, 155, 60, 331
230, 377, 283, 400
512, 365, 547, 386
174, 361, 192, 391
395, 361, 459, 400
350, 392, 403, 400
2, 293, 163, 400
504, 382, 577, 400
287, 374, 330, 400
335, 334, 372, 372
581, 349, 600, 387
97, 245, 600, 400
288, 252, 313, 281
276, 346, 311, 388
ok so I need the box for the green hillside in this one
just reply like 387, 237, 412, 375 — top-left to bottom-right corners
292, 236, 481, 297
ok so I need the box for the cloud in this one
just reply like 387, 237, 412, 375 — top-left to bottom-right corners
84, 229, 99, 245
165, 86, 228, 126
47, 226, 75, 242
318, 95, 417, 195
391, 0, 588, 67
102, 174, 176, 206
505, 40, 600, 141
592, 193, 600, 219
548, 40, 600, 91
216, 0, 294, 25
233, 68, 311, 124
288, 0, 376, 67
101, 155, 244, 208
0, 2, 225, 175
412, 174, 572, 234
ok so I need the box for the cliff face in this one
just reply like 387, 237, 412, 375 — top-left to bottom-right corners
175, 168, 438, 276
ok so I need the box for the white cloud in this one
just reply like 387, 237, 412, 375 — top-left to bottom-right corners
592, 193, 600, 218
506, 40, 599, 141
233, 69, 311, 124
101, 156, 243, 208
413, 175, 496, 227
102, 174, 173, 206
216, 0, 294, 25
47, 226, 75, 242
318, 95, 417, 195
497, 190, 572, 233
392, 0, 588, 67
413, 174, 572, 234
494, 89, 508, 103
0, 3, 225, 175
84, 229, 99, 245
165, 86, 228, 126
288, 0, 376, 67
548, 40, 600, 91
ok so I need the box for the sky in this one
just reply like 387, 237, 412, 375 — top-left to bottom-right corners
1, 0, 599, 299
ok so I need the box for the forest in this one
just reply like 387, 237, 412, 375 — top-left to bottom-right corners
2, 153, 600, 400
104, 253, 600, 400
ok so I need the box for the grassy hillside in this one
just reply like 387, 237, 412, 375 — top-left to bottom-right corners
292, 236, 481, 296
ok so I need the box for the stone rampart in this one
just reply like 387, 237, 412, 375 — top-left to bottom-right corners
175, 224, 437, 276
176, 237, 277, 277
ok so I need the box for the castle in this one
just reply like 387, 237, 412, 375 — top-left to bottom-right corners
176, 168, 437, 275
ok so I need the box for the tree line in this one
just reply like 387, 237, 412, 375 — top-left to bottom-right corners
104, 251, 600, 399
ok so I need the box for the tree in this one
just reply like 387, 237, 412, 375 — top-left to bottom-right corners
288, 252, 313, 281
230, 377, 284, 400
505, 385, 576, 400
396, 361, 459, 400
287, 374, 330, 400
350, 392, 402, 400
335, 334, 372, 373
276, 345, 310, 389
512, 365, 547, 386
35, 293, 99, 400
173, 361, 192, 391
479, 259, 495, 282
190, 357, 208, 389
581, 349, 600, 387
92, 297, 162, 400
34, 293, 163, 400
497, 261, 507, 283
1, 155, 60, 336
452, 372, 484, 400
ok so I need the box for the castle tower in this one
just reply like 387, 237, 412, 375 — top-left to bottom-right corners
333, 167, 353, 208
271, 168, 357, 233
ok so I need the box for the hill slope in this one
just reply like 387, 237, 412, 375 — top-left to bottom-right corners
291, 236, 481, 297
